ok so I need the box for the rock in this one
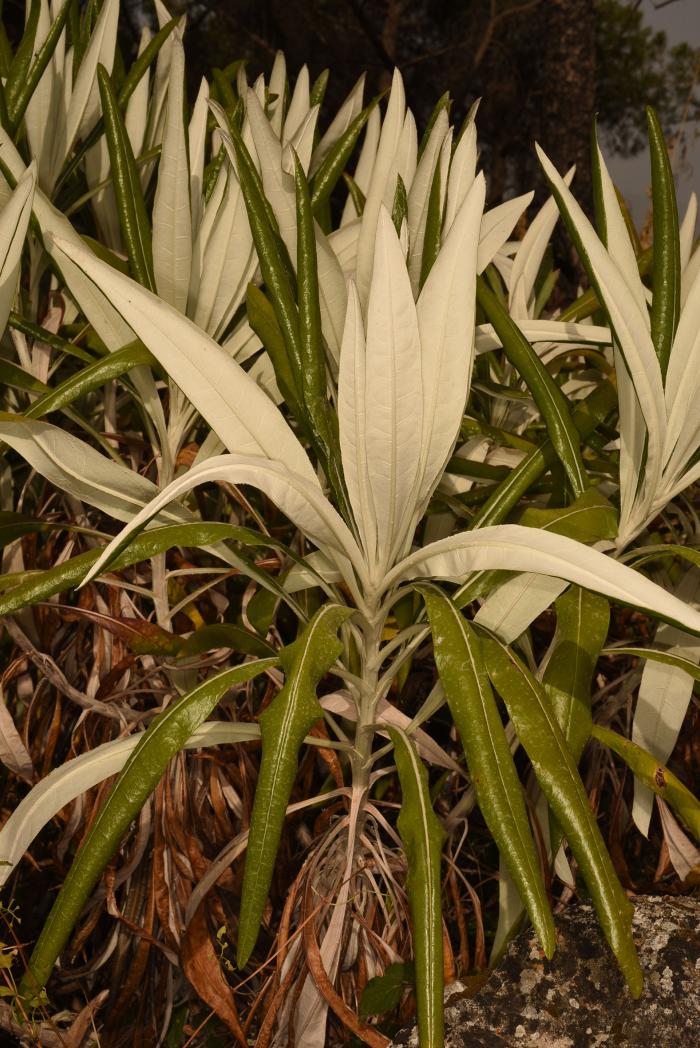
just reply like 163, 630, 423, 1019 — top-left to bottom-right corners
390, 895, 700, 1047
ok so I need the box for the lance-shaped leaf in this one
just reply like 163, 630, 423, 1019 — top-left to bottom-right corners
0, 521, 295, 619
21, 659, 275, 996
413, 173, 485, 515
97, 64, 155, 290
0, 721, 262, 891
79, 454, 367, 590
0, 165, 36, 334
481, 635, 642, 996
388, 726, 445, 1048
49, 234, 317, 483
543, 586, 610, 762
476, 274, 587, 497
647, 107, 680, 380
363, 206, 424, 569
419, 584, 556, 958
237, 604, 353, 967
152, 30, 192, 312
4, 0, 71, 135
310, 97, 377, 214
592, 725, 700, 842
391, 523, 700, 636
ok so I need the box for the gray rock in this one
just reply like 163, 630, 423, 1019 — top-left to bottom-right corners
390, 895, 700, 1047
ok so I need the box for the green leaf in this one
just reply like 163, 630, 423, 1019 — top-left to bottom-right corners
310, 99, 377, 215
20, 658, 275, 997
0, 512, 56, 549
5, 0, 72, 135
419, 160, 442, 290
419, 584, 556, 958
246, 283, 304, 419
592, 725, 700, 842
391, 174, 408, 236
601, 646, 700, 684
543, 586, 610, 761
97, 64, 155, 290
23, 342, 155, 421
0, 522, 271, 617
476, 274, 588, 498
516, 488, 618, 544
236, 604, 353, 967
177, 623, 275, 660
481, 634, 643, 996
359, 962, 415, 1019
647, 107, 680, 380
470, 380, 617, 531
8, 313, 96, 365
4, 0, 41, 129
388, 726, 445, 1048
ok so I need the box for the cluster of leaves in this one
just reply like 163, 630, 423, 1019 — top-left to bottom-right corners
0, 2, 699, 1046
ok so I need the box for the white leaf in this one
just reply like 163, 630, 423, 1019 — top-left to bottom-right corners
593, 141, 648, 324
188, 77, 210, 235
414, 174, 485, 513
125, 27, 152, 160
65, 0, 119, 152
152, 31, 192, 312
355, 69, 407, 302
477, 193, 533, 275
0, 721, 260, 888
338, 281, 377, 564
283, 64, 310, 144
340, 104, 380, 227
474, 319, 612, 354
363, 208, 423, 571
50, 234, 317, 482
632, 568, 700, 836
244, 88, 297, 258
311, 73, 365, 175
82, 455, 367, 590
406, 108, 449, 294
679, 192, 697, 276
508, 168, 574, 318
443, 118, 477, 236
0, 685, 33, 784
475, 573, 568, 644
267, 51, 287, 136
392, 524, 700, 634
537, 145, 665, 502
0, 417, 188, 524
0, 165, 36, 333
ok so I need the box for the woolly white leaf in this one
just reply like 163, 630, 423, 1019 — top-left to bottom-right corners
50, 234, 317, 482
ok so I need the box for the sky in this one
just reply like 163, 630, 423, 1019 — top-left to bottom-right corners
607, 0, 700, 226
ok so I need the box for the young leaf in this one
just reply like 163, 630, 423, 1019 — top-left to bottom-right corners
481, 635, 643, 996
647, 107, 680, 380
388, 726, 445, 1048
0, 165, 36, 334
21, 659, 275, 995
237, 604, 353, 967
97, 64, 155, 290
419, 585, 556, 958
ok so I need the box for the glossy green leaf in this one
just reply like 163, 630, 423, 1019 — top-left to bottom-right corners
516, 488, 618, 545
476, 274, 588, 497
237, 604, 353, 967
0, 522, 270, 617
177, 623, 275, 660
470, 381, 617, 530
419, 160, 442, 290
97, 64, 155, 290
4, 0, 41, 129
0, 512, 56, 549
391, 173, 408, 236
543, 586, 610, 761
647, 107, 680, 380
592, 725, 700, 841
481, 634, 643, 996
419, 584, 556, 958
5, 0, 71, 135
310, 99, 377, 215
388, 725, 445, 1048
602, 646, 700, 683
23, 342, 154, 421
246, 283, 304, 419
8, 312, 96, 365
21, 658, 275, 996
